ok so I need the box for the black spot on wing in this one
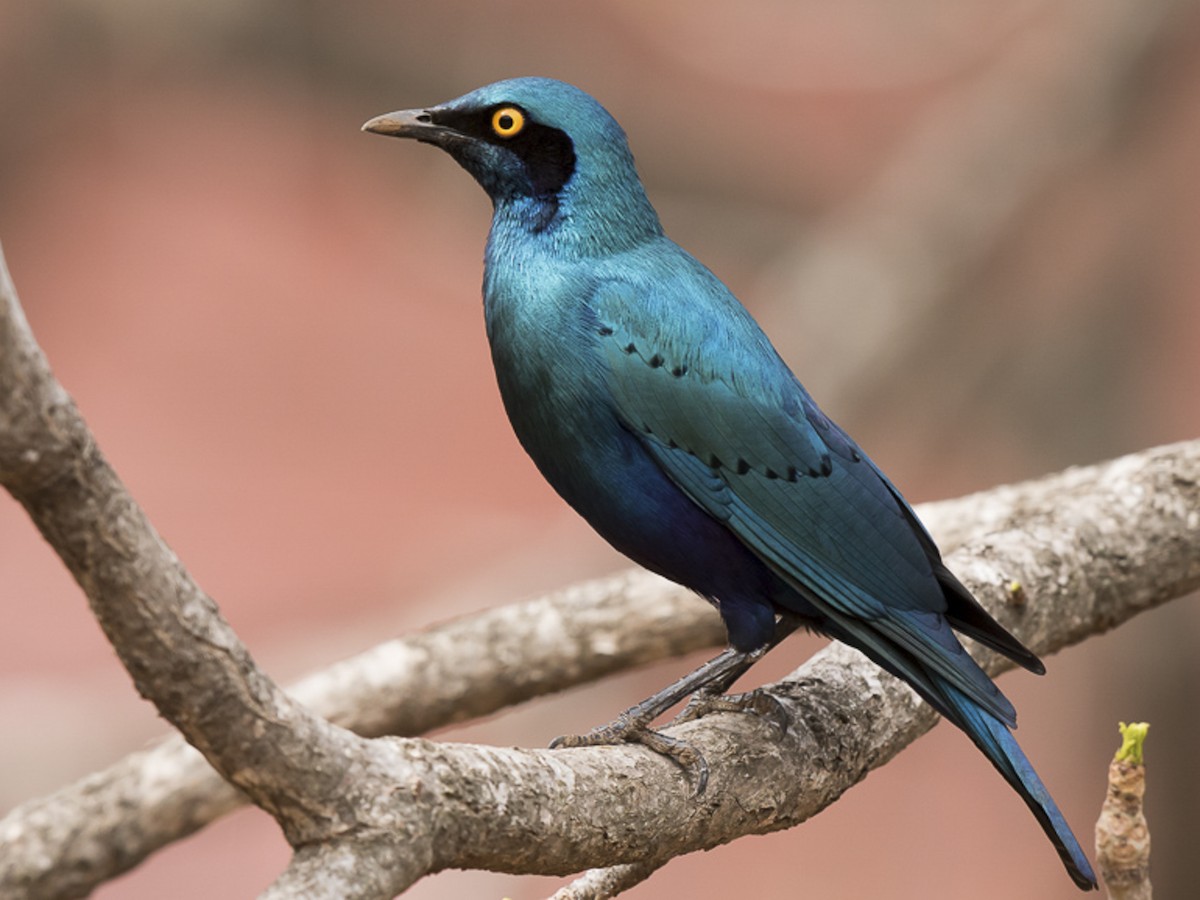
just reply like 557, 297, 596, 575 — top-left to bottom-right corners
600, 326, 833, 484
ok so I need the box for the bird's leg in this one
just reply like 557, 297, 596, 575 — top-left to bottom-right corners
550, 643, 754, 741
550, 644, 759, 794
670, 612, 803, 735
550, 613, 803, 794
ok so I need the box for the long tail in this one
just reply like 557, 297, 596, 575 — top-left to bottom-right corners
945, 685, 1098, 890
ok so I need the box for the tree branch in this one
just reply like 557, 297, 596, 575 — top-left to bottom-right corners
252, 427, 1198, 894
0, 570, 724, 899
2, 234, 1198, 899
7, 441, 1193, 899
394, 442, 1196, 887
0, 245, 406, 892
549, 861, 659, 900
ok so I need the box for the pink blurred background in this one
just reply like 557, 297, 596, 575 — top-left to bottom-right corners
1, 2, 1197, 897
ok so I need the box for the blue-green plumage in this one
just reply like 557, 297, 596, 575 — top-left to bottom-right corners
364, 77, 1096, 890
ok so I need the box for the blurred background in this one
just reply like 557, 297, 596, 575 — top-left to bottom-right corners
1, 1, 1197, 897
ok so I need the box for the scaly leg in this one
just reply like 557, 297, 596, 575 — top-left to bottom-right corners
671, 612, 803, 734
550, 613, 802, 794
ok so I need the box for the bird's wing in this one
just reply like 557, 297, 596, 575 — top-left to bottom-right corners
592, 275, 1016, 725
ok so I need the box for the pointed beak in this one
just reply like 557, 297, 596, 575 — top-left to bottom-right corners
362, 108, 442, 140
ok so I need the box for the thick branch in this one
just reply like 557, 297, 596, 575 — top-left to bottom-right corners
547, 441, 1200, 898
0, 572, 723, 899
360, 440, 1198, 890
0, 249, 378, 852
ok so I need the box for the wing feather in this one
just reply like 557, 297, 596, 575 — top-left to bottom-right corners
594, 278, 1018, 724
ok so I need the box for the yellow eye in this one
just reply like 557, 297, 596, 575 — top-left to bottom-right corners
491, 106, 525, 139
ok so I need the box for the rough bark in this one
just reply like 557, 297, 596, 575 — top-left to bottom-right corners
0, 247, 410, 897
0, 572, 724, 900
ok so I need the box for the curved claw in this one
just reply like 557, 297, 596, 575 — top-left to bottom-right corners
549, 724, 628, 750
672, 688, 789, 739
630, 727, 709, 796
544, 638, 800, 798
550, 717, 711, 796
549, 707, 649, 750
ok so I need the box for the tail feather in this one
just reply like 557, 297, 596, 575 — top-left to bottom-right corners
945, 686, 1098, 890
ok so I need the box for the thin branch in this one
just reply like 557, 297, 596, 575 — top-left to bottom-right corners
549, 862, 659, 900
262, 838, 432, 900
1096, 723, 1153, 899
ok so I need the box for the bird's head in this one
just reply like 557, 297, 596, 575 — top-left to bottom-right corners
364, 78, 662, 246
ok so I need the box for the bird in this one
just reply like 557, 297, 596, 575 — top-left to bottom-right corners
363, 77, 1097, 890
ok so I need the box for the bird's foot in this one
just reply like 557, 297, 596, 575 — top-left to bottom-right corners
671, 687, 789, 739
550, 713, 710, 796
547, 640, 799, 797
